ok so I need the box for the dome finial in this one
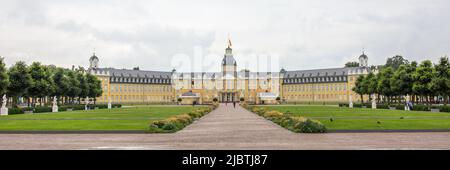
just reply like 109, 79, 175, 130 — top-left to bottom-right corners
228, 33, 232, 48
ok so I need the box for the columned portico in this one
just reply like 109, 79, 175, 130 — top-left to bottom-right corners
220, 92, 237, 102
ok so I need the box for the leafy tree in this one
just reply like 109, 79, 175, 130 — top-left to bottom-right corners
386, 55, 409, 70
66, 70, 81, 104
365, 72, 376, 101
377, 67, 394, 104
52, 68, 70, 104
86, 73, 103, 104
430, 57, 450, 105
0, 57, 9, 97
28, 62, 54, 106
345, 62, 360, 68
352, 75, 366, 103
412, 60, 434, 104
76, 71, 89, 104
7, 61, 32, 107
390, 64, 414, 98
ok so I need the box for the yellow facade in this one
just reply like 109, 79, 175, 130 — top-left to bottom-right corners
88, 42, 371, 105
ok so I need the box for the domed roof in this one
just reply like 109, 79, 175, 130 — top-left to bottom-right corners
222, 55, 236, 66
359, 52, 368, 59
90, 53, 98, 60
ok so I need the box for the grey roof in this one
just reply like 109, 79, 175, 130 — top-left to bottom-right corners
89, 54, 98, 60
359, 53, 368, 59
284, 68, 348, 78
181, 91, 198, 97
222, 55, 236, 66
92, 68, 172, 79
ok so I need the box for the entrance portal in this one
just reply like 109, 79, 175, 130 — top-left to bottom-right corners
220, 92, 236, 103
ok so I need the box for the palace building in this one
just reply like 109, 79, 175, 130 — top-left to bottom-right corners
88, 40, 371, 105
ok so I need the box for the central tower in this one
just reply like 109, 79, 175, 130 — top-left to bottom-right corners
222, 38, 237, 75
220, 37, 238, 102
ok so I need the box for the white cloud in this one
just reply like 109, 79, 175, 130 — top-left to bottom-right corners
0, 0, 449, 72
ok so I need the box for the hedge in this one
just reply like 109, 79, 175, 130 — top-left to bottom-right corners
2, 104, 123, 115
249, 107, 327, 133
339, 103, 450, 113
149, 106, 215, 133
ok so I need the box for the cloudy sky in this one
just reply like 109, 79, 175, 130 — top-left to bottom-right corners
1, 0, 449, 72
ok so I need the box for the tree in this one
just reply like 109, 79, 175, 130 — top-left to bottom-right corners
377, 67, 394, 104
66, 70, 81, 104
0, 57, 9, 97
365, 72, 376, 101
390, 64, 414, 100
7, 61, 32, 107
352, 75, 366, 103
430, 57, 450, 105
28, 62, 54, 106
345, 62, 360, 68
86, 73, 103, 104
386, 55, 409, 70
412, 60, 433, 104
76, 71, 89, 104
52, 68, 70, 104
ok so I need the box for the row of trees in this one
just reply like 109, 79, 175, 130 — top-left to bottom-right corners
0, 57, 103, 107
353, 56, 450, 105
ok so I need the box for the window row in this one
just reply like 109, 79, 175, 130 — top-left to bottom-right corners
284, 84, 347, 92
110, 77, 171, 84
284, 76, 347, 84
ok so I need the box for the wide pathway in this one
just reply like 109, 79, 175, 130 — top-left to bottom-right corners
0, 104, 450, 150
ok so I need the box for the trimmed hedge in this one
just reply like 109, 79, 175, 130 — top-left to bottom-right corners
2, 104, 123, 115
339, 103, 450, 113
8, 108, 25, 115
149, 106, 215, 133
249, 107, 327, 133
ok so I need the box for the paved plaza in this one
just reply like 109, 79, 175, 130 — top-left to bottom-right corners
0, 104, 449, 150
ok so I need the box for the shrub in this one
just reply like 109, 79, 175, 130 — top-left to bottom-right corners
252, 107, 267, 116
112, 104, 122, 108
249, 107, 327, 133
240, 102, 248, 109
440, 106, 450, 113
263, 111, 284, 120
8, 108, 24, 115
301, 119, 327, 133
162, 123, 177, 131
34, 106, 52, 113
412, 105, 429, 111
339, 103, 349, 107
149, 107, 213, 132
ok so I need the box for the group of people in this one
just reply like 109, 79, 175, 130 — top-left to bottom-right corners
225, 101, 237, 108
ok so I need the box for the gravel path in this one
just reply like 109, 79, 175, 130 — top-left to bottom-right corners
0, 104, 449, 150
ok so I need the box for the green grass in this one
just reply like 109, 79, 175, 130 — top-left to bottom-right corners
0, 106, 205, 131
257, 106, 450, 130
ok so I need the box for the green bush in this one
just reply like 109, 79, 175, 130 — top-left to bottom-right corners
8, 108, 24, 115
34, 106, 52, 113
248, 107, 327, 133
440, 106, 450, 113
338, 103, 349, 107
412, 105, 429, 111
149, 107, 213, 132
162, 122, 177, 131
298, 119, 327, 133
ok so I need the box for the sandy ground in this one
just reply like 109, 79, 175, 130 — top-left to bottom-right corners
0, 104, 449, 150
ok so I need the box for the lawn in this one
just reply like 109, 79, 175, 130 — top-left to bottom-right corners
0, 106, 205, 131
257, 105, 450, 130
